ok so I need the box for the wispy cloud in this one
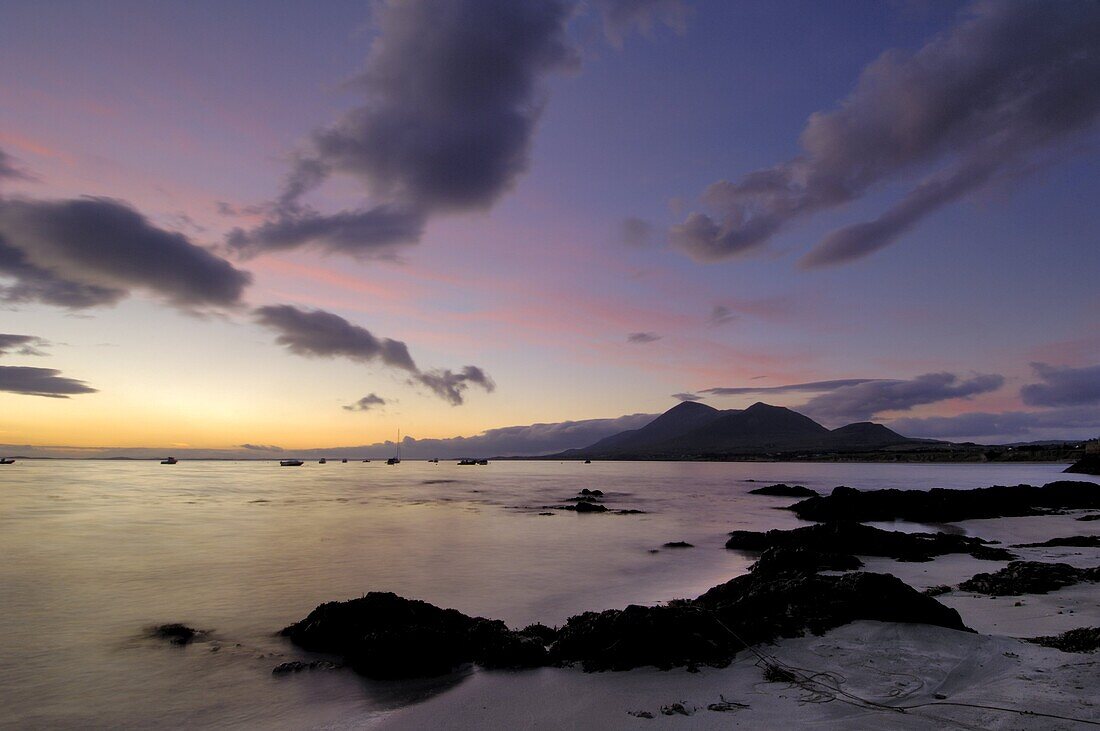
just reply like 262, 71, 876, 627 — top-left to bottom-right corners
627, 331, 661, 344
343, 393, 387, 412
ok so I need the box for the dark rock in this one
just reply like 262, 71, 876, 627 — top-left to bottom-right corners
748, 484, 819, 498
789, 481, 1100, 523
958, 561, 1100, 596
749, 546, 863, 574
579, 488, 592, 495
662, 541, 694, 548
627, 710, 655, 719
923, 585, 952, 597
591, 489, 604, 497
571, 501, 608, 513
150, 623, 202, 645
1065, 455, 1100, 476
660, 703, 693, 716
280, 592, 547, 679
725, 521, 1014, 562
553, 568, 967, 672
271, 660, 338, 675
615, 509, 646, 514
1076, 514, 1100, 522
1013, 535, 1100, 548
1028, 626, 1100, 653
707, 699, 750, 712
566, 495, 602, 503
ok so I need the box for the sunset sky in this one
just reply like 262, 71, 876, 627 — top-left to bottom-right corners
1, 0, 1098, 453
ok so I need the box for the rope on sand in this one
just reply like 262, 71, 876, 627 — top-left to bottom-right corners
701, 610, 1100, 727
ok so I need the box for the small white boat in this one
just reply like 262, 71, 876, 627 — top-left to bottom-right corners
161, 457, 178, 465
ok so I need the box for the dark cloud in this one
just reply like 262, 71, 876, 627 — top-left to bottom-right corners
227, 205, 424, 258
344, 393, 387, 412
236, 0, 575, 255
0, 365, 97, 398
256, 305, 494, 405
627, 331, 661, 343
1020, 362, 1100, 407
708, 305, 737, 325
0, 197, 250, 310
891, 406, 1100, 440
254, 304, 417, 372
0, 333, 49, 357
596, 0, 690, 48
413, 366, 495, 406
672, 392, 702, 402
0, 148, 32, 183
620, 216, 653, 247
702, 378, 878, 396
672, 1, 1100, 265
238, 443, 284, 452
799, 372, 1004, 424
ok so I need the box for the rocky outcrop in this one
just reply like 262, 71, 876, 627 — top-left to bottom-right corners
1013, 535, 1100, 548
1064, 455, 1100, 476
748, 484, 819, 497
149, 624, 203, 645
1028, 627, 1100, 653
725, 521, 1014, 562
958, 561, 1100, 596
789, 481, 1100, 523
280, 592, 549, 679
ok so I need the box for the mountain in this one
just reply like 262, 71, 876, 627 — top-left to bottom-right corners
558, 402, 921, 458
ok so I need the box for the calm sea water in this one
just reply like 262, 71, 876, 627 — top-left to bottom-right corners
0, 459, 1093, 729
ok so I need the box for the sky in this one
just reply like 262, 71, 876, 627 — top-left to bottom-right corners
1, 0, 1099, 455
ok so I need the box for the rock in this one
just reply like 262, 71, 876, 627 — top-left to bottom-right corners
923, 585, 952, 597
725, 521, 1014, 562
660, 703, 693, 716
748, 484, 819, 497
627, 710, 655, 719
150, 623, 202, 645
958, 561, 1100, 596
662, 541, 694, 548
571, 501, 608, 513
1076, 514, 1100, 522
789, 481, 1100, 523
280, 592, 548, 679
553, 568, 967, 672
749, 546, 863, 574
1064, 455, 1100, 476
1028, 627, 1100, 653
271, 660, 338, 675
590, 489, 604, 497
1013, 535, 1100, 548
615, 509, 646, 514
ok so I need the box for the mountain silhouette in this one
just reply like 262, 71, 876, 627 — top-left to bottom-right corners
558, 402, 920, 458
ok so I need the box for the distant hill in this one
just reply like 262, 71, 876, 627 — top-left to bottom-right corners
557, 402, 924, 459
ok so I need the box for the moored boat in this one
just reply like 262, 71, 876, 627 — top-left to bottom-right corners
0, 458, 14, 465
161, 457, 178, 465
280, 459, 304, 467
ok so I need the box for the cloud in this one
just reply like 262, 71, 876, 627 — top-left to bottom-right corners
627, 331, 661, 343
672, 1, 1100, 265
708, 305, 737, 325
0, 365, 97, 398
620, 216, 653, 247
413, 366, 495, 406
254, 304, 417, 371
227, 205, 424, 258
891, 406, 1100, 440
1020, 362, 1100, 407
596, 0, 690, 48
0, 196, 251, 310
798, 372, 1004, 424
0, 333, 49, 357
235, 0, 575, 255
672, 392, 702, 402
256, 304, 494, 405
0, 148, 32, 184
702, 378, 878, 396
343, 393, 387, 412
238, 443, 284, 452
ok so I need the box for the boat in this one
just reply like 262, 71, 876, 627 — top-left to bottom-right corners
477, 459, 488, 465
280, 459, 303, 467
0, 458, 14, 465
341, 458, 348, 463
458, 459, 477, 465
429, 458, 439, 463
387, 430, 401, 465
361, 459, 371, 463
161, 457, 178, 465
584, 459, 591, 464
319, 458, 327, 464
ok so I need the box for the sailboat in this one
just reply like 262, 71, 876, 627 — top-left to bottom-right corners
387, 430, 401, 465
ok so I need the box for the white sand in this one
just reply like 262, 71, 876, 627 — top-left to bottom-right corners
357, 511, 1100, 730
